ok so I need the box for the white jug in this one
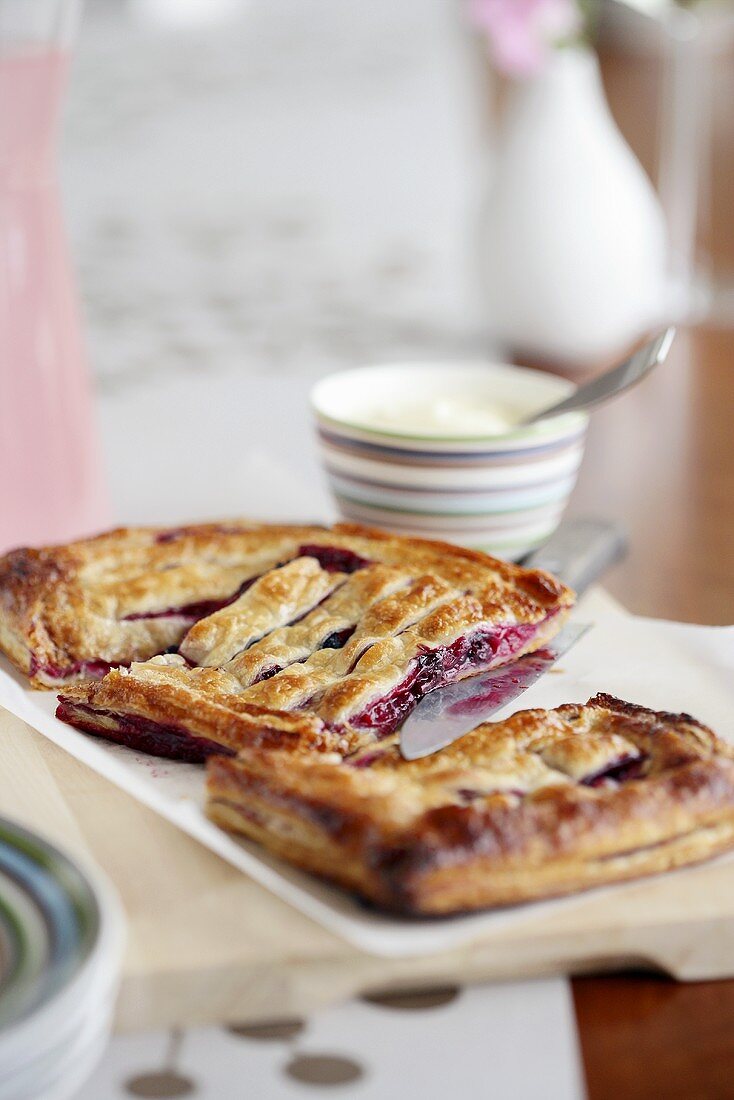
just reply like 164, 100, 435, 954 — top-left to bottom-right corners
478, 47, 669, 368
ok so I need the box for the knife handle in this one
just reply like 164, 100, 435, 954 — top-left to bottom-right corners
522, 518, 628, 595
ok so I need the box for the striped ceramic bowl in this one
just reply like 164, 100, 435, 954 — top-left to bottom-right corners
311, 362, 588, 560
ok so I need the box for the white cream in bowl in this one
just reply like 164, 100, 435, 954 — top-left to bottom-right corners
352, 395, 515, 437
311, 361, 584, 443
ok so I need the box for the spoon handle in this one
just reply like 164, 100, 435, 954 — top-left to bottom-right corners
521, 326, 676, 425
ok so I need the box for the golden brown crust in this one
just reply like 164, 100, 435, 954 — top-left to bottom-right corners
55, 605, 569, 760
13, 524, 734, 918
0, 523, 316, 686
55, 606, 567, 761
0, 546, 71, 680
0, 520, 573, 688
56, 655, 356, 756
179, 557, 344, 668
205, 694, 734, 915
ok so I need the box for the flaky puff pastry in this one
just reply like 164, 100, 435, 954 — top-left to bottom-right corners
0, 521, 572, 688
206, 695, 734, 915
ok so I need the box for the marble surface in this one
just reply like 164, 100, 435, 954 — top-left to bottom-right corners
62, 0, 491, 526
63, 0, 483, 398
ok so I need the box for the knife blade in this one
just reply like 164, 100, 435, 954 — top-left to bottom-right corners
399, 621, 590, 760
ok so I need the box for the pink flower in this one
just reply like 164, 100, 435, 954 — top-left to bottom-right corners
469, 0, 582, 77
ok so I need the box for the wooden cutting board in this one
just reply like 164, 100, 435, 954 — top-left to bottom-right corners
2, 590, 734, 1032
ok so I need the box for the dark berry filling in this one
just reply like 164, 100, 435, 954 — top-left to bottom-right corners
455, 787, 484, 801
351, 621, 542, 737
297, 545, 370, 573
55, 699, 233, 764
155, 528, 189, 544
121, 576, 257, 622
441, 649, 556, 721
320, 626, 356, 650
349, 748, 390, 768
30, 656, 118, 682
251, 665, 282, 684
122, 545, 366, 626
581, 753, 647, 787
154, 525, 248, 544
250, 625, 356, 685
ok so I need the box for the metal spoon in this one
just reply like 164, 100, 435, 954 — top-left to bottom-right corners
520, 326, 676, 426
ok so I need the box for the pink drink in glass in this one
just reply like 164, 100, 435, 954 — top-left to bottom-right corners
0, 44, 110, 553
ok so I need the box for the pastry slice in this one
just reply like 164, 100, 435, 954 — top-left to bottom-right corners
55, 588, 568, 760
33, 520, 573, 760
55, 654, 354, 763
0, 521, 572, 689
206, 694, 734, 915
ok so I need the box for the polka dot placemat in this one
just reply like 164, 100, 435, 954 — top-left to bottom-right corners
125, 1070, 196, 1098
360, 986, 460, 1011
74, 979, 583, 1098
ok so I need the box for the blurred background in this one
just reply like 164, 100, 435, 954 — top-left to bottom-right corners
65, 0, 477, 388
3, 0, 734, 580
3, 0, 734, 602
60, 0, 734, 385
3, 3, 734, 1097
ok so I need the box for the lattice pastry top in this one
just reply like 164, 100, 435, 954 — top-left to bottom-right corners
0, 526, 572, 746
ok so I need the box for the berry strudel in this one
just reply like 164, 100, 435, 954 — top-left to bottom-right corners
207, 694, 734, 914
6, 523, 734, 916
0, 522, 572, 760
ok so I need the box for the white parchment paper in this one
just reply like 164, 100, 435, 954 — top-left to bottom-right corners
2, 598, 733, 957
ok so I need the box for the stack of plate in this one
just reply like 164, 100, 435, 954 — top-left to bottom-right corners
0, 819, 124, 1100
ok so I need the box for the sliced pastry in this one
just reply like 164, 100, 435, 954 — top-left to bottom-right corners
206, 694, 734, 914
0, 522, 571, 695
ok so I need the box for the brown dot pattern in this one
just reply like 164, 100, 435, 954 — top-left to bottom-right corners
285, 1054, 364, 1087
228, 1018, 306, 1042
361, 985, 460, 1011
124, 986, 465, 1096
125, 1071, 195, 1098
